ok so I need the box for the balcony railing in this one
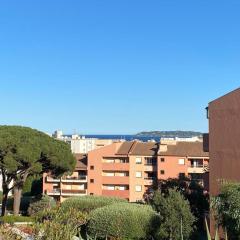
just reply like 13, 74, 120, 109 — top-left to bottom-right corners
61, 189, 87, 196
188, 164, 209, 174
190, 164, 203, 168
144, 177, 156, 185
61, 176, 87, 182
46, 176, 60, 182
46, 189, 61, 195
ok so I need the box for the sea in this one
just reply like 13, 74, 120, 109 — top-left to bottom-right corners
84, 135, 161, 142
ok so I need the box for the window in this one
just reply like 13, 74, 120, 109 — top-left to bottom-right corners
136, 157, 142, 164
135, 185, 142, 192
90, 166, 94, 170
90, 179, 94, 183
136, 171, 142, 178
178, 158, 185, 165
160, 170, 165, 175
161, 158, 165, 162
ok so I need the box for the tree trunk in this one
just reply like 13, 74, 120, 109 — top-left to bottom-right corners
1, 191, 8, 216
13, 186, 22, 216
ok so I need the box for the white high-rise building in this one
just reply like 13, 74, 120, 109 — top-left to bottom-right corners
52, 130, 115, 154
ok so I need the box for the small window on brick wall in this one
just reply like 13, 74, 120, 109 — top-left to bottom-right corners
161, 158, 165, 162
160, 170, 165, 175
90, 166, 94, 170
90, 179, 94, 183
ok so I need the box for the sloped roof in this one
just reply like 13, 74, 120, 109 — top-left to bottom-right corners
130, 142, 159, 156
74, 154, 87, 169
159, 142, 209, 157
209, 87, 240, 105
116, 141, 135, 155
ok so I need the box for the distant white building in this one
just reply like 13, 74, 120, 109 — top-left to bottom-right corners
161, 136, 202, 145
52, 130, 115, 154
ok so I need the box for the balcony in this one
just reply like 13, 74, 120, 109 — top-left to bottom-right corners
102, 163, 129, 171
102, 190, 129, 199
188, 164, 208, 174
46, 176, 60, 183
102, 176, 129, 185
61, 189, 87, 196
61, 176, 87, 183
144, 165, 157, 172
46, 189, 61, 196
144, 178, 155, 185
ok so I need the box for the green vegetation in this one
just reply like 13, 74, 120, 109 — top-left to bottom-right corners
22, 175, 42, 197
151, 189, 195, 240
0, 215, 34, 224
28, 195, 56, 216
0, 125, 75, 216
6, 196, 33, 215
148, 177, 209, 236
212, 182, 240, 239
88, 202, 158, 239
61, 195, 127, 213
33, 207, 87, 240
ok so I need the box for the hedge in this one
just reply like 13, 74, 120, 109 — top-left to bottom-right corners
28, 195, 56, 216
0, 215, 34, 224
61, 195, 127, 213
87, 203, 159, 239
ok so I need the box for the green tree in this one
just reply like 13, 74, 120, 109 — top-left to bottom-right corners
0, 125, 76, 216
212, 182, 240, 239
151, 189, 195, 240
154, 177, 209, 234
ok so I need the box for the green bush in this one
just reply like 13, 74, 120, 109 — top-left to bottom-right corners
6, 196, 33, 215
212, 182, 240, 239
28, 195, 56, 216
0, 215, 34, 224
61, 195, 127, 213
88, 202, 158, 239
35, 207, 87, 226
33, 207, 88, 240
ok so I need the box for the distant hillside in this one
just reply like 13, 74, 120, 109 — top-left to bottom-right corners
135, 131, 202, 138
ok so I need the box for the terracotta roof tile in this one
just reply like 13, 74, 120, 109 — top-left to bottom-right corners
116, 142, 135, 155
74, 154, 87, 169
159, 142, 209, 157
130, 142, 159, 156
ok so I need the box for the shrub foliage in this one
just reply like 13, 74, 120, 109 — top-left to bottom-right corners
61, 195, 127, 213
28, 195, 56, 216
151, 189, 195, 240
88, 202, 158, 239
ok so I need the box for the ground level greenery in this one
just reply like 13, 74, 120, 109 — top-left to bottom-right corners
1, 181, 240, 240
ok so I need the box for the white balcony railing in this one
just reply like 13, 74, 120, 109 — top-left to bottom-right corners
61, 176, 87, 183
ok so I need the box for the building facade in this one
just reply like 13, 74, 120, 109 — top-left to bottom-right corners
43, 140, 209, 202
206, 88, 240, 196
52, 130, 115, 154
43, 154, 88, 202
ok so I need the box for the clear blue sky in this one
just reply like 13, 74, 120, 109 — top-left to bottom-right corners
0, 1, 239, 134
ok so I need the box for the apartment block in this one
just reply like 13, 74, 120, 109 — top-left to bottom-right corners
87, 140, 209, 202
43, 154, 88, 202
43, 140, 209, 202
158, 141, 209, 189
206, 88, 240, 196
